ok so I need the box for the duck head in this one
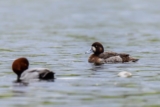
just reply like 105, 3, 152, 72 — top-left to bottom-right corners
86, 42, 104, 55
12, 57, 29, 82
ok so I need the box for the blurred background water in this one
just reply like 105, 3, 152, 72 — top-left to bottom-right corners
0, 0, 160, 107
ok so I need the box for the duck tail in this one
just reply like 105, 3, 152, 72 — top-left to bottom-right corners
129, 57, 139, 62
39, 72, 55, 80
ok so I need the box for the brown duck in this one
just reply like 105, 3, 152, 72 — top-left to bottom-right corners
86, 42, 139, 65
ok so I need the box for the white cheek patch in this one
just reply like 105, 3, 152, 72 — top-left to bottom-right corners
92, 46, 96, 52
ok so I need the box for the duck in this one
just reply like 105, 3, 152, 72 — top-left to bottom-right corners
12, 57, 55, 82
86, 42, 139, 65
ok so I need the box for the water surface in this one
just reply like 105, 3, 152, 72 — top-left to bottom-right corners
0, 0, 160, 107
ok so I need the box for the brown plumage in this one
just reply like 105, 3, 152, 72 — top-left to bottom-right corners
87, 42, 139, 65
12, 57, 29, 82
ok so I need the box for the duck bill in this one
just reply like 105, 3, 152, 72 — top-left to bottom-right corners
85, 47, 93, 54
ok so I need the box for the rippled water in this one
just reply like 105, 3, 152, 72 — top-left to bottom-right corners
1, 0, 160, 107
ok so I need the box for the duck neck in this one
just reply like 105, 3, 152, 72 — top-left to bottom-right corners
94, 53, 100, 56
17, 74, 21, 82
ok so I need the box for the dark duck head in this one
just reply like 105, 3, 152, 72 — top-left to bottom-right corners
86, 42, 104, 55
